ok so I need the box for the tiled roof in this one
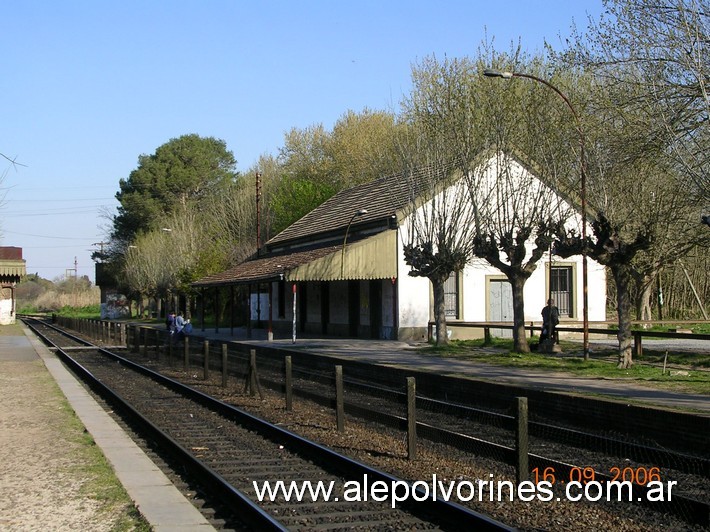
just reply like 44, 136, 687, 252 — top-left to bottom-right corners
0, 247, 22, 260
192, 244, 343, 286
267, 173, 416, 247
193, 171, 425, 287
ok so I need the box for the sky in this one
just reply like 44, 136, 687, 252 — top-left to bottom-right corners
0, 0, 605, 283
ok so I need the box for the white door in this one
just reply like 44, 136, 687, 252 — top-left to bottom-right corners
488, 279, 513, 338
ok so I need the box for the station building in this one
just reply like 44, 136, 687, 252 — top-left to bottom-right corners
193, 154, 607, 341
0, 247, 26, 325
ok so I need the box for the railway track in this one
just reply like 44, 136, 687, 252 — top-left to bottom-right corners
28, 317, 710, 529
247, 349, 710, 527
25, 318, 510, 531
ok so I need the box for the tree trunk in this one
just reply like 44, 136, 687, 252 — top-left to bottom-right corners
431, 277, 449, 346
510, 275, 530, 353
634, 273, 655, 325
612, 264, 634, 368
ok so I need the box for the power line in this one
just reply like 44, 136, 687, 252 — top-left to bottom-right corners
2, 230, 100, 240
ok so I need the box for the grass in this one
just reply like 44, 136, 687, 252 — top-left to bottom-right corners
60, 398, 152, 531
418, 338, 710, 395
0, 322, 24, 335
56, 304, 102, 319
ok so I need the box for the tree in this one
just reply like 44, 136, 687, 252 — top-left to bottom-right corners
271, 109, 402, 233
552, 0, 710, 366
396, 129, 478, 346
556, 213, 649, 368
626, 169, 709, 321
402, 52, 576, 352
112, 134, 238, 244
0, 152, 26, 237
562, 0, 710, 202
328, 109, 402, 188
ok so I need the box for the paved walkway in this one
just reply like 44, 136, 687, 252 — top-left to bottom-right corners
0, 322, 214, 531
189, 326, 710, 414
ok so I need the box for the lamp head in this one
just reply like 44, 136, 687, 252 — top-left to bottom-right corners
483, 69, 513, 79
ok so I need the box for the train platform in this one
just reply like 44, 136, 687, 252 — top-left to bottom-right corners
187, 325, 710, 414
0, 322, 215, 531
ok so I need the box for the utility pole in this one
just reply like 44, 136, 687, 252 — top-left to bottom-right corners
255, 171, 262, 326
66, 257, 78, 307
255, 171, 262, 256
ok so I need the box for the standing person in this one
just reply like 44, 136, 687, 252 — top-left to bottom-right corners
540, 299, 560, 344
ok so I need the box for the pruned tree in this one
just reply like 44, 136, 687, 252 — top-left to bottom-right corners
396, 127, 478, 346
552, 0, 710, 366
468, 153, 571, 353
402, 51, 577, 352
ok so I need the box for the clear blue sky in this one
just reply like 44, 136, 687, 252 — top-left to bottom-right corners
0, 0, 604, 282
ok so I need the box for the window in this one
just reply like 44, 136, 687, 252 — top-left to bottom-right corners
550, 266, 573, 317
444, 272, 460, 319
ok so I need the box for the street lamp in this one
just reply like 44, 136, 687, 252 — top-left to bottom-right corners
341, 209, 368, 279
483, 69, 590, 359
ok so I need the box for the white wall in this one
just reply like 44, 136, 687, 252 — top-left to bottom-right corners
396, 154, 607, 332
0, 298, 15, 325
396, 228, 432, 330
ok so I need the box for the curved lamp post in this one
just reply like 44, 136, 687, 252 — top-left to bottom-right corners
341, 209, 368, 279
483, 69, 589, 359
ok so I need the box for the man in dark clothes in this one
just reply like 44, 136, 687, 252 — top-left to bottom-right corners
540, 299, 560, 344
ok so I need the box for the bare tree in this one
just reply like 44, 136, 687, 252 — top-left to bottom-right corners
395, 128, 479, 346
398, 52, 577, 351
562, 0, 710, 202
468, 152, 571, 352
0, 152, 27, 237
551, 1, 710, 367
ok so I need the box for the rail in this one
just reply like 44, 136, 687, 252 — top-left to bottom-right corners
427, 321, 710, 357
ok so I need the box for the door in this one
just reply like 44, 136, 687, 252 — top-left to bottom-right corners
488, 279, 513, 338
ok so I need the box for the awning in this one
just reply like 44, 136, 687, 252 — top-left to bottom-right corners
193, 229, 397, 287
0, 260, 26, 280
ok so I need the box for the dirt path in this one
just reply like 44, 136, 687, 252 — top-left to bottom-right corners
0, 326, 143, 531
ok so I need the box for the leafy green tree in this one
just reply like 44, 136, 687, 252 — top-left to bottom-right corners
328, 109, 402, 187
112, 134, 238, 244
271, 109, 402, 233
270, 177, 337, 235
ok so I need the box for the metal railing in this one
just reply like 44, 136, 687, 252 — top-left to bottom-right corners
428, 321, 710, 357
